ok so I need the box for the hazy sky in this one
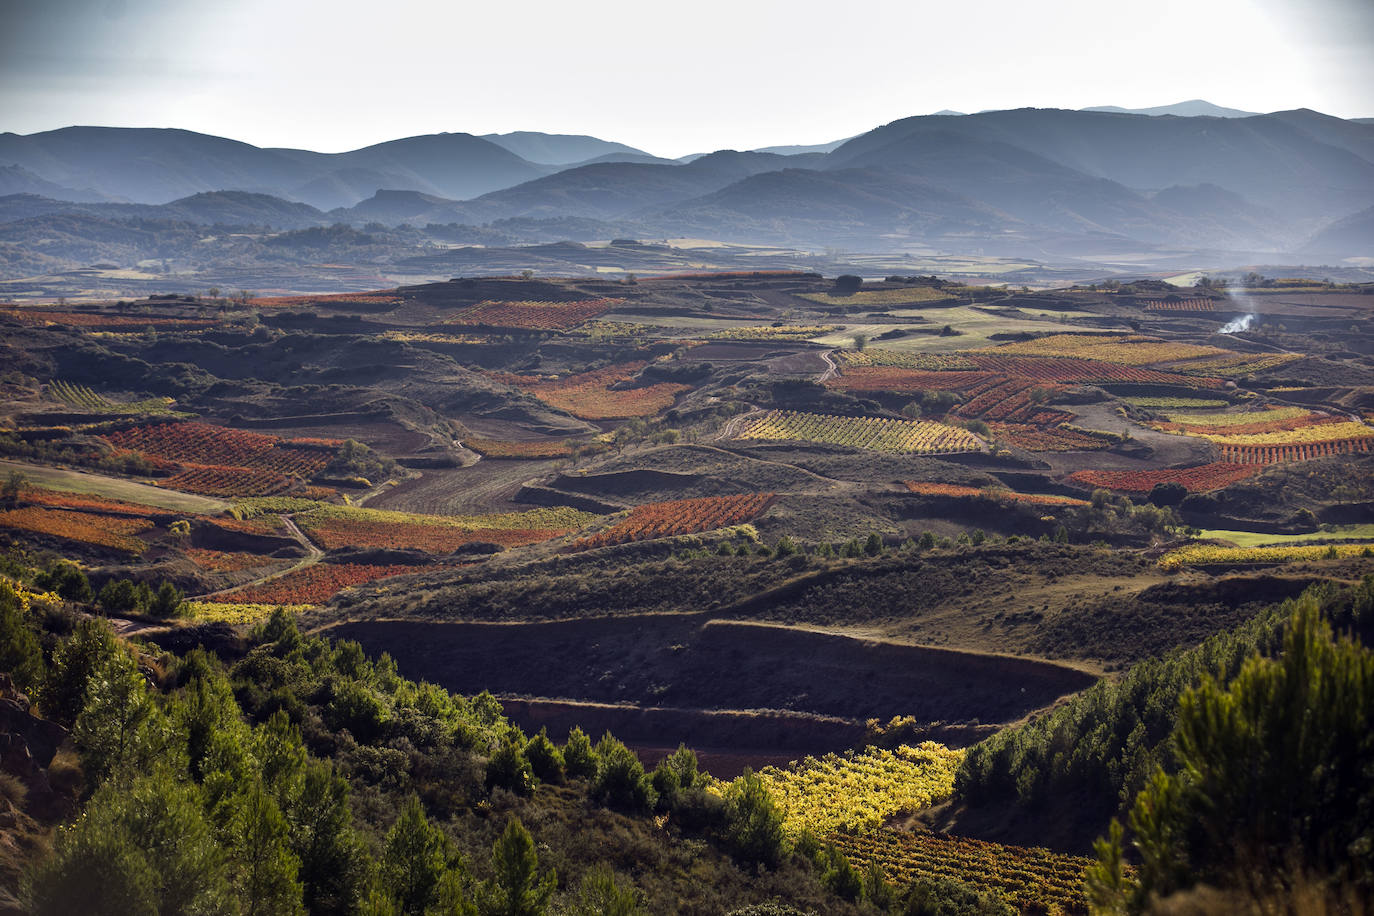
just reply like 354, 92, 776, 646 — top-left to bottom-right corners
1, 0, 1371, 157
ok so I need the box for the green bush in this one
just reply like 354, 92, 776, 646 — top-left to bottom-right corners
591, 735, 656, 812
720, 770, 786, 868
486, 733, 534, 796
562, 726, 597, 780
523, 728, 564, 784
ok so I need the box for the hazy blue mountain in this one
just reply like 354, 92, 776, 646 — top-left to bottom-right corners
1301, 204, 1374, 259
0, 190, 325, 230
648, 166, 1019, 246
822, 108, 1374, 218
321, 133, 546, 201
288, 167, 447, 211
334, 189, 474, 224
3, 110, 1372, 258
0, 164, 113, 202
0, 127, 309, 203
562, 152, 679, 168
1083, 100, 1260, 118
457, 150, 802, 221
752, 137, 854, 156
481, 131, 653, 165
0, 127, 546, 208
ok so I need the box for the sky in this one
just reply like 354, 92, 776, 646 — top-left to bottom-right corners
1, 0, 1372, 158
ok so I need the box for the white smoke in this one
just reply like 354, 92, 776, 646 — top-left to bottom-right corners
1219, 283, 1258, 334
1219, 313, 1256, 334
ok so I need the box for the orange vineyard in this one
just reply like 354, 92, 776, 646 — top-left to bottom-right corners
904, 481, 1089, 507
218, 563, 417, 605
297, 515, 573, 553
0, 506, 153, 554
574, 494, 775, 549
497, 362, 691, 420
1069, 463, 1263, 494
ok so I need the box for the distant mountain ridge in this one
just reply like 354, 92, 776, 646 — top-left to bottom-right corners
480, 132, 653, 165
2, 105, 1373, 258
1082, 100, 1261, 118
0, 127, 548, 210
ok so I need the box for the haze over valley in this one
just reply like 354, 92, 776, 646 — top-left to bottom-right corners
3, 101, 1373, 300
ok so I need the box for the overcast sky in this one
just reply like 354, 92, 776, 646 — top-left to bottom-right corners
1, 0, 1371, 158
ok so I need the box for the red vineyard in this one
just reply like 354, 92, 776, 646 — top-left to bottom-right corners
103, 422, 338, 475
965, 354, 1225, 388
21, 487, 170, 518
219, 563, 418, 605
1141, 298, 1217, 312
952, 378, 1073, 426
164, 465, 297, 498
827, 368, 996, 394
904, 481, 1089, 507
0, 309, 216, 330
495, 362, 691, 420
1214, 438, 1374, 464
297, 516, 574, 553
987, 423, 1116, 452
101, 421, 340, 496
574, 494, 776, 549
1069, 463, 1263, 494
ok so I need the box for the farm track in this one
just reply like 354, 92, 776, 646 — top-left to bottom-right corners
690, 441, 859, 492
196, 512, 323, 600
817, 348, 838, 382
715, 407, 765, 442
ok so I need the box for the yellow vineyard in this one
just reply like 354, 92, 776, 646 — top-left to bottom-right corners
755, 743, 963, 837
735, 410, 983, 454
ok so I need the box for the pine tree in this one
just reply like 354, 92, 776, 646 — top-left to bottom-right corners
228, 781, 304, 916
379, 795, 468, 916
73, 645, 179, 782
41, 617, 119, 725
477, 819, 555, 916
27, 770, 232, 916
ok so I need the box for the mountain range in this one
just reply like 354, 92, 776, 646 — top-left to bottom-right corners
2, 103, 1373, 262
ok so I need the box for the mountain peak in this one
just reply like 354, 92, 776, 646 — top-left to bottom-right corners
1082, 100, 1260, 118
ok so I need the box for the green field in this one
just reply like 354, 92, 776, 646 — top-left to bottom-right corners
1199, 524, 1374, 548
0, 459, 229, 514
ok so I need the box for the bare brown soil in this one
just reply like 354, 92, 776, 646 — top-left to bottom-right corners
319, 614, 1095, 757
369, 459, 564, 514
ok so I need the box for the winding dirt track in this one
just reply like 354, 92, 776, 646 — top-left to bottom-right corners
817, 348, 839, 382
196, 512, 323, 600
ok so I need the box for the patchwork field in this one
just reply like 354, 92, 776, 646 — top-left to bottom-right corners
2, 272, 1371, 912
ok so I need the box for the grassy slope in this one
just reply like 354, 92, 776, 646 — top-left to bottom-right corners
0, 458, 228, 514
